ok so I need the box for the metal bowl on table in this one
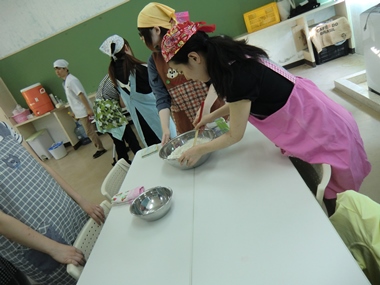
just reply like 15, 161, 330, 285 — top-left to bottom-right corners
130, 186, 173, 221
159, 129, 215, 170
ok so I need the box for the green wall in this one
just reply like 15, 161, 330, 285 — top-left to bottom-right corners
0, 0, 272, 108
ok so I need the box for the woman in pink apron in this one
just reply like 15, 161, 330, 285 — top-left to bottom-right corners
161, 21, 371, 216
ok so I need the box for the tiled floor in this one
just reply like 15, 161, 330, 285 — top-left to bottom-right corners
45, 53, 380, 205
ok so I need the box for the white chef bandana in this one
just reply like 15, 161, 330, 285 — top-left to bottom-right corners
53, 59, 69, 68
99, 35, 125, 61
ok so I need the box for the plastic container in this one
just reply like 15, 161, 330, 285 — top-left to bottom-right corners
74, 121, 91, 145
276, 0, 291, 21
12, 109, 31, 124
49, 141, 67, 159
312, 40, 349, 65
243, 2, 280, 33
206, 117, 230, 137
20, 83, 55, 116
26, 129, 54, 160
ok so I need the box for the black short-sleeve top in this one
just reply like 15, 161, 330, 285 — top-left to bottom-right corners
225, 59, 294, 118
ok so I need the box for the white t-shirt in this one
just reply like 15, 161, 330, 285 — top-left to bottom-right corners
64, 73, 92, 118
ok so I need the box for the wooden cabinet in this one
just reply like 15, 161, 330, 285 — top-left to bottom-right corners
235, 0, 353, 68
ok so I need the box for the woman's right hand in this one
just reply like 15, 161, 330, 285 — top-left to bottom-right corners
193, 103, 210, 127
194, 113, 213, 130
50, 243, 86, 266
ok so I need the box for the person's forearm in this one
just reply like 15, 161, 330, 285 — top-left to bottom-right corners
209, 103, 230, 121
0, 211, 60, 256
198, 100, 250, 155
159, 108, 171, 132
119, 95, 126, 108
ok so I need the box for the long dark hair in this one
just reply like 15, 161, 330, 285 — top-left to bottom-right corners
108, 38, 146, 86
169, 31, 268, 98
138, 27, 169, 50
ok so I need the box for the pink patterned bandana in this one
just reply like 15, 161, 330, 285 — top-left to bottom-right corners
161, 21, 216, 62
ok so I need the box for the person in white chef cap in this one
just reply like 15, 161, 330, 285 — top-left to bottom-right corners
53, 59, 107, 159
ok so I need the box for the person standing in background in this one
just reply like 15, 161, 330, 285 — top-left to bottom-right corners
94, 74, 141, 165
53, 59, 107, 159
99, 34, 176, 148
137, 2, 225, 144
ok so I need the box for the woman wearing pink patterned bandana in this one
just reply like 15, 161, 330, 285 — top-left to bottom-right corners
161, 21, 371, 216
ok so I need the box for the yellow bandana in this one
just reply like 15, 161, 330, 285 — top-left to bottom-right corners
137, 2, 177, 29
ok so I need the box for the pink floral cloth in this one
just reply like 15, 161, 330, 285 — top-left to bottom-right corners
112, 186, 145, 205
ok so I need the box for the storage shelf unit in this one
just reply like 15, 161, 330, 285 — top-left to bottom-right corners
235, 0, 354, 67
0, 77, 79, 148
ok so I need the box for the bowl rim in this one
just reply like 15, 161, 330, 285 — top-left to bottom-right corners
129, 186, 173, 217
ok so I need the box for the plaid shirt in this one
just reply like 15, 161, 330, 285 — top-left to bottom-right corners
96, 75, 120, 100
0, 121, 87, 285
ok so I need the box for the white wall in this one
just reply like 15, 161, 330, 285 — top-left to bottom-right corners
346, 0, 379, 55
0, 0, 129, 59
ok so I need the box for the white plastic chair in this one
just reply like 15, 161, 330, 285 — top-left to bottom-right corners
101, 158, 130, 202
289, 157, 331, 213
67, 200, 112, 280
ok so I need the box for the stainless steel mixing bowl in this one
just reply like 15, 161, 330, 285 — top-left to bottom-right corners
129, 186, 173, 221
159, 129, 215, 170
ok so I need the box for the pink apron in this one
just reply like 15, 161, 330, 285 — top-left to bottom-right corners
248, 60, 371, 199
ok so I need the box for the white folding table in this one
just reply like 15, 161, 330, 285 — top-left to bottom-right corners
77, 124, 370, 285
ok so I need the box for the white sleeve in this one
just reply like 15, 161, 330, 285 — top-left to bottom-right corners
71, 77, 86, 97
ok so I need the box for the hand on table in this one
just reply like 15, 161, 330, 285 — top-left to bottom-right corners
80, 200, 105, 225
50, 243, 86, 266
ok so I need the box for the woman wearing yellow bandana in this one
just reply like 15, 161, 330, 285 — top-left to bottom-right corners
137, 2, 225, 145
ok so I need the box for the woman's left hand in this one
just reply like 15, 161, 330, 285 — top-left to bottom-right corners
161, 126, 171, 145
179, 146, 203, 167
80, 200, 105, 225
